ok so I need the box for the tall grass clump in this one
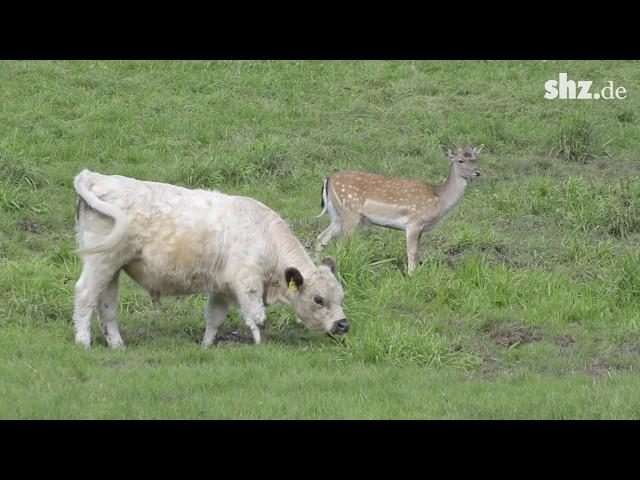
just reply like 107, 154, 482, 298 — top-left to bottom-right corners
0, 186, 47, 216
170, 154, 257, 189
0, 257, 71, 324
331, 322, 482, 370
491, 175, 640, 239
490, 176, 559, 217
0, 156, 49, 189
561, 176, 640, 238
614, 251, 640, 304
549, 115, 598, 163
326, 234, 403, 296
603, 179, 640, 238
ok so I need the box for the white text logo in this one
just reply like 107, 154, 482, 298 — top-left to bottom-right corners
544, 73, 627, 100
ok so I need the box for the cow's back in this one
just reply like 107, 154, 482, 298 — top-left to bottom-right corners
78, 171, 281, 295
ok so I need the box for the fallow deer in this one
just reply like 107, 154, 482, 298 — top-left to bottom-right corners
315, 145, 483, 273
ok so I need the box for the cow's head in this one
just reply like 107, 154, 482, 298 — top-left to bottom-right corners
285, 257, 348, 335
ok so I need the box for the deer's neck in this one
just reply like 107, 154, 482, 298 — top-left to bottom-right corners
436, 164, 467, 216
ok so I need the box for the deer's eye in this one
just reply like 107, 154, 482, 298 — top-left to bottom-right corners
313, 295, 324, 305
458, 159, 464, 163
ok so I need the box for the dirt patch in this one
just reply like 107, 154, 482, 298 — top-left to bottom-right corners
492, 326, 541, 348
19, 218, 42, 234
480, 244, 507, 255
555, 334, 576, 347
98, 359, 129, 367
134, 328, 158, 341
569, 340, 640, 376
481, 322, 542, 348
439, 238, 557, 272
470, 343, 494, 362
468, 343, 506, 380
481, 244, 512, 265
444, 242, 512, 266
611, 339, 640, 357
215, 330, 255, 345
181, 326, 198, 339
445, 245, 466, 258
582, 359, 618, 376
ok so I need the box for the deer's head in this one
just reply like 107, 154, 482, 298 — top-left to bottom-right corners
440, 145, 483, 179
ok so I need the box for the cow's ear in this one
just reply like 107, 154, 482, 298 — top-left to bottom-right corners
321, 256, 337, 275
285, 267, 304, 292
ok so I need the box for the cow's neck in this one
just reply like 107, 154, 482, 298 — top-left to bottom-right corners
264, 219, 316, 306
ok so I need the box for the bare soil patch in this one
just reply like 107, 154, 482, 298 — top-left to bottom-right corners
481, 321, 542, 348
20, 218, 42, 234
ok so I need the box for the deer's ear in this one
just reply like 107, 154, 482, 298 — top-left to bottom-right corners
473, 144, 485, 155
440, 145, 455, 160
321, 256, 337, 275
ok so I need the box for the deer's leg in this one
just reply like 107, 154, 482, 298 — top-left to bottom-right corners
316, 223, 341, 252
339, 211, 361, 235
405, 226, 423, 274
316, 198, 344, 253
316, 208, 360, 256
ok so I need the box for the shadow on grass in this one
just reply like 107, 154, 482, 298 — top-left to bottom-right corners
95, 321, 323, 349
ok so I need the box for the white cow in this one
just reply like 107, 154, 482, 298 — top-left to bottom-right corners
72, 169, 349, 348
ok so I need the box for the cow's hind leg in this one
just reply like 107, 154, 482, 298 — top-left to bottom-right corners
202, 295, 229, 347
73, 259, 120, 349
97, 270, 124, 349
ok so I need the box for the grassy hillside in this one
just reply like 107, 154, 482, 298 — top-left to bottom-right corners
1, 61, 639, 418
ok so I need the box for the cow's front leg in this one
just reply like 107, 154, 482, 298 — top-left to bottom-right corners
235, 276, 267, 345
240, 299, 266, 345
202, 295, 229, 347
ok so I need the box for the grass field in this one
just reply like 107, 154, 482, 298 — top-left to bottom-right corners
1, 60, 640, 419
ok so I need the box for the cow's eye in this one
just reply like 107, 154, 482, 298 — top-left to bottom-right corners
313, 295, 324, 305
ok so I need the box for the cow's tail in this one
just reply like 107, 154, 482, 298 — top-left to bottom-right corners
315, 177, 329, 218
73, 169, 130, 256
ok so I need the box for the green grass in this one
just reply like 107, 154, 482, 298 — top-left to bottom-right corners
1, 60, 640, 418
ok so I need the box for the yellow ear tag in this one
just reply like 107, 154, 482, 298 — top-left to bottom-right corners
288, 279, 298, 292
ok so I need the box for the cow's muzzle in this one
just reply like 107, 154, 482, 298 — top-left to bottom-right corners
330, 318, 349, 334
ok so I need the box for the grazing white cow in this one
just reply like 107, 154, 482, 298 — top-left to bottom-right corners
72, 170, 348, 349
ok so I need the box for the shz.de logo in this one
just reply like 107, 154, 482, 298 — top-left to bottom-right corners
544, 73, 627, 100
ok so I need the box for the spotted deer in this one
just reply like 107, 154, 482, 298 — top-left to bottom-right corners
315, 145, 483, 273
